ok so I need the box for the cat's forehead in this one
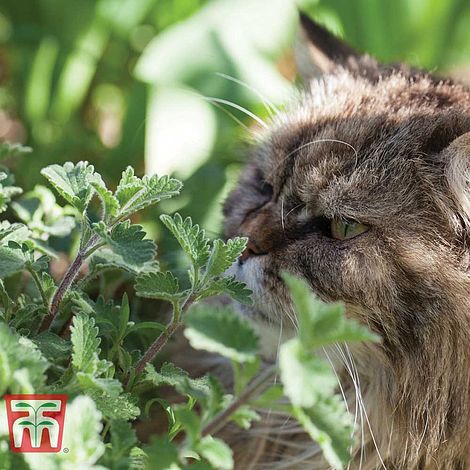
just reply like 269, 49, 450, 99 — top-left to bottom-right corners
259, 72, 468, 186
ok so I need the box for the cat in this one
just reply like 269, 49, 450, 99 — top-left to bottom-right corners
219, 12, 470, 470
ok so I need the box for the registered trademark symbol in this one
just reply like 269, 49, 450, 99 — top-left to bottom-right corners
63, 448, 69, 453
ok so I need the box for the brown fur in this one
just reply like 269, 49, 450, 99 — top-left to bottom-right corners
218, 13, 470, 470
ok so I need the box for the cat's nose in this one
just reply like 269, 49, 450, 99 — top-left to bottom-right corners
239, 239, 261, 263
238, 202, 283, 264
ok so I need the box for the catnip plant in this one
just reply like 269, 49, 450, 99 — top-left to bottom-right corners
0, 143, 378, 470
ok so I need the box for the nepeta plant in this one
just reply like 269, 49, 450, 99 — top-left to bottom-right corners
0, 143, 378, 469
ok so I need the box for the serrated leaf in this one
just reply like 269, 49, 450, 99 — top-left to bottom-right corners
40, 161, 99, 212
84, 386, 140, 420
11, 185, 77, 241
197, 436, 233, 470
0, 245, 27, 278
204, 238, 247, 279
90, 178, 119, 221
115, 167, 182, 219
93, 220, 156, 269
70, 313, 101, 374
0, 171, 22, 213
77, 372, 123, 398
160, 213, 210, 268
0, 323, 48, 395
145, 363, 211, 400
33, 332, 70, 364
135, 271, 183, 302
110, 420, 137, 460
282, 273, 380, 348
88, 248, 159, 276
0, 222, 31, 245
292, 396, 354, 469
279, 338, 337, 408
184, 305, 259, 362
145, 437, 180, 470
197, 276, 252, 305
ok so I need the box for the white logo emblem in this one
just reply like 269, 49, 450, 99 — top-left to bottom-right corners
10, 399, 62, 448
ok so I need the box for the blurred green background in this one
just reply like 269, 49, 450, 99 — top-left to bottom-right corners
1, 0, 469, 248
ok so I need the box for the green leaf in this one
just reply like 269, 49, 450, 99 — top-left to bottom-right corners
92, 220, 156, 269
70, 313, 101, 374
160, 213, 210, 268
0, 245, 27, 278
230, 406, 260, 430
197, 436, 233, 470
11, 185, 76, 240
173, 406, 200, 442
0, 172, 22, 214
197, 276, 252, 305
292, 396, 354, 470
279, 338, 337, 408
110, 420, 137, 460
145, 437, 180, 470
204, 238, 247, 279
0, 323, 48, 395
282, 273, 380, 348
88, 248, 159, 276
0, 222, 31, 246
40, 161, 98, 212
184, 305, 259, 363
135, 271, 183, 302
145, 363, 211, 400
90, 177, 119, 221
18, 421, 34, 426
75, 372, 140, 420
0, 142, 32, 160
33, 332, 70, 364
37, 421, 54, 426
115, 167, 182, 219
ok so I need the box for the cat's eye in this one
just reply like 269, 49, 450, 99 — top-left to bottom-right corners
331, 217, 369, 240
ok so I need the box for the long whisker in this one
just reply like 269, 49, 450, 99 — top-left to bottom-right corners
202, 97, 269, 129
280, 196, 286, 233
344, 344, 388, 469
215, 72, 280, 117
205, 99, 252, 133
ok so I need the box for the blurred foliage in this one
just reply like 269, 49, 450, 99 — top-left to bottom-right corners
0, 0, 469, 253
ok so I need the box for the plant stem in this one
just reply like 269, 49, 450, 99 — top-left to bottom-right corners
28, 267, 49, 310
201, 364, 277, 437
133, 319, 183, 377
39, 234, 99, 332
132, 297, 193, 378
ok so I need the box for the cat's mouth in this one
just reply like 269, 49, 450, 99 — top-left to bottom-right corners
227, 255, 292, 326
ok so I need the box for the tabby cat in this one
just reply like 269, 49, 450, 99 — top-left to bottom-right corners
220, 12, 470, 470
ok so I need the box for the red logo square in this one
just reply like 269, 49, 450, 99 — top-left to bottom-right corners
4, 394, 67, 453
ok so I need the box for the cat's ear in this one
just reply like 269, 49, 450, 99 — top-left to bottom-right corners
295, 11, 379, 81
443, 132, 470, 228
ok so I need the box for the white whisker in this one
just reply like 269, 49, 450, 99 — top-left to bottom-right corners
205, 99, 252, 133
202, 96, 268, 129
280, 196, 286, 233
215, 72, 280, 117
344, 344, 388, 469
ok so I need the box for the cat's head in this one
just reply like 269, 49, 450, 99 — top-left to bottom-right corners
223, 13, 470, 356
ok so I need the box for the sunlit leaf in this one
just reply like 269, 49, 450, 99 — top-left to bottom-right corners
184, 304, 259, 362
